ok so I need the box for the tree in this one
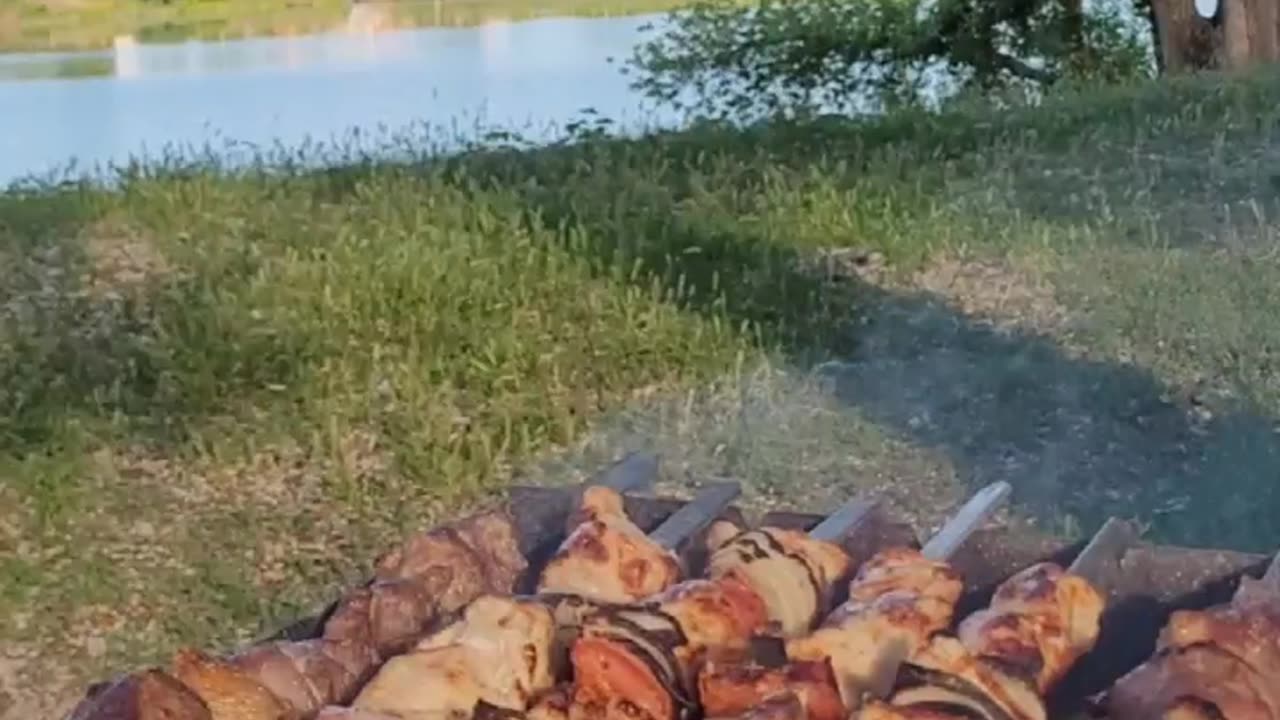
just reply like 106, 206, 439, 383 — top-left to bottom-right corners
627, 0, 1154, 119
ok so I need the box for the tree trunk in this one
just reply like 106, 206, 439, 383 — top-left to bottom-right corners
1150, 0, 1280, 73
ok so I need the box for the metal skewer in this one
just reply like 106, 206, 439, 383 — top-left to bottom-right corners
809, 495, 881, 543
648, 481, 742, 551
920, 482, 1013, 562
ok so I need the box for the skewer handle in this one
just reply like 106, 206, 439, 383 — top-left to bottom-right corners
648, 481, 742, 551
592, 451, 660, 494
808, 495, 880, 542
1066, 516, 1139, 588
919, 481, 1013, 562
1263, 548, 1280, 585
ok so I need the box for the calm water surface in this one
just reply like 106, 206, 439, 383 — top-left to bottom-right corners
0, 15, 678, 186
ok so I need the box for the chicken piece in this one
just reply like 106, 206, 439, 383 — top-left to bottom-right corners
538, 486, 681, 603
352, 595, 556, 718
697, 657, 845, 720
705, 522, 852, 638
415, 595, 557, 710
67, 669, 213, 720
1108, 643, 1279, 720
373, 508, 527, 614
170, 648, 297, 720
957, 563, 1103, 694
786, 590, 955, 707
352, 644, 485, 719
707, 693, 808, 720
848, 548, 964, 607
900, 637, 1045, 720
655, 576, 771, 664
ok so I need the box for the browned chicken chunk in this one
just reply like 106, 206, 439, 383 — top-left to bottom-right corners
538, 486, 681, 603
704, 521, 852, 638
956, 562, 1104, 693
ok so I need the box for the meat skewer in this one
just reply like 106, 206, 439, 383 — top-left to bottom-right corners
859, 516, 1112, 720
1105, 546, 1280, 720
321, 481, 745, 720
537, 481, 742, 604
567, 491, 913, 720
700, 483, 1012, 720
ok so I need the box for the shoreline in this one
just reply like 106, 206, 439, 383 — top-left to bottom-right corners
2, 0, 689, 54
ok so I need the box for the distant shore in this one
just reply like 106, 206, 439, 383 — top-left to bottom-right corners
2, 0, 687, 54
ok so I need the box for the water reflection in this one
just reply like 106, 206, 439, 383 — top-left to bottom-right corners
0, 15, 675, 185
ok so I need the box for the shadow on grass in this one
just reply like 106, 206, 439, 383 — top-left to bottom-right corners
429, 119, 1280, 552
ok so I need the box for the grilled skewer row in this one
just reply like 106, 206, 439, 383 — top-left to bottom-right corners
701, 558, 1104, 720
67, 484, 678, 720
849, 561, 1103, 720
1107, 572, 1280, 719
698, 547, 966, 720
567, 520, 856, 720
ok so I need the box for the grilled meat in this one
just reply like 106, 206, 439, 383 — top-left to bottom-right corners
706, 693, 809, 720
697, 657, 845, 720
567, 577, 770, 720
67, 669, 213, 720
1108, 571, 1280, 720
170, 648, 298, 720
956, 562, 1104, 694
1108, 644, 1276, 719
785, 548, 964, 707
847, 549, 964, 607
881, 636, 1046, 720
538, 486, 682, 604
705, 521, 852, 638
350, 595, 556, 718
223, 640, 373, 719
323, 508, 528, 663
372, 509, 527, 616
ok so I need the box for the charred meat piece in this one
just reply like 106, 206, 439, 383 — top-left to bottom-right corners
224, 640, 374, 719
373, 508, 527, 614
322, 578, 437, 660
324, 508, 527, 663
169, 648, 298, 720
697, 657, 845, 720
351, 595, 557, 718
67, 669, 213, 720
705, 521, 852, 638
538, 486, 681, 604
957, 563, 1103, 694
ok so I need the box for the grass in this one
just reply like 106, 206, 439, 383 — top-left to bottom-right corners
1, 0, 688, 53
5, 66, 1280, 716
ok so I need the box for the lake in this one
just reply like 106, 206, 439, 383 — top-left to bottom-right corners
0, 12, 680, 187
